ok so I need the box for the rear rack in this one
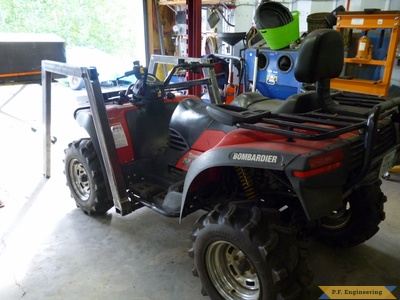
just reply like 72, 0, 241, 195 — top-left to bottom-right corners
207, 94, 400, 183
207, 95, 400, 184
238, 112, 366, 141
207, 96, 400, 141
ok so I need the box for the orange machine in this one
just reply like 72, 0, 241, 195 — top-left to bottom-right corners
331, 10, 400, 97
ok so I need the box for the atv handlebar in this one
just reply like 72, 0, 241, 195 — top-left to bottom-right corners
120, 60, 217, 91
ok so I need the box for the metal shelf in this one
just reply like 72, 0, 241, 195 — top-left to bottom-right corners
343, 58, 387, 66
330, 78, 388, 98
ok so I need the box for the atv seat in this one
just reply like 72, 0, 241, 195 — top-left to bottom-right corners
234, 29, 370, 117
230, 91, 321, 114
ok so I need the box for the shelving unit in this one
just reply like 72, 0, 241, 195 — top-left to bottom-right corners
331, 10, 400, 97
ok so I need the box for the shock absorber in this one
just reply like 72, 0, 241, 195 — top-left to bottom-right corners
235, 167, 258, 200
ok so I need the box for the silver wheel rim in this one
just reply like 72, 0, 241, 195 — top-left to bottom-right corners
206, 241, 260, 300
321, 202, 351, 230
69, 158, 90, 201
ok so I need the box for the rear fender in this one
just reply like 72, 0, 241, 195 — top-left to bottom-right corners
179, 147, 298, 219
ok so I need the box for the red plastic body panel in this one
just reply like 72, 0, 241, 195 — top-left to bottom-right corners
176, 150, 204, 171
104, 95, 201, 165
174, 126, 356, 172
216, 128, 355, 154
191, 130, 227, 152
106, 104, 137, 165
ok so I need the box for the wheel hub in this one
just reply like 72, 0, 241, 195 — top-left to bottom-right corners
236, 256, 251, 275
69, 158, 90, 201
321, 202, 351, 230
79, 173, 88, 182
206, 241, 260, 300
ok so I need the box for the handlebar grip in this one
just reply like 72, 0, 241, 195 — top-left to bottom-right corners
124, 70, 135, 76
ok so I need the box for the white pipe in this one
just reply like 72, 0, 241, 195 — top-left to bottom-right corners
252, 51, 258, 92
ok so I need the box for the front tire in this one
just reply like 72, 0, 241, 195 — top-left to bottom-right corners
190, 204, 312, 300
316, 179, 386, 248
64, 139, 113, 215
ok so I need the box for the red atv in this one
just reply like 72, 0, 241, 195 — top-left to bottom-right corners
64, 29, 400, 299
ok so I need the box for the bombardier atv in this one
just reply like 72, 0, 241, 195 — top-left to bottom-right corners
64, 29, 400, 299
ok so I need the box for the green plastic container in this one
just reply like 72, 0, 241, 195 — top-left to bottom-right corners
259, 11, 300, 50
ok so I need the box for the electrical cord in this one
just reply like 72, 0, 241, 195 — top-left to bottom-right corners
205, 35, 218, 54
216, 7, 235, 27
244, 26, 259, 48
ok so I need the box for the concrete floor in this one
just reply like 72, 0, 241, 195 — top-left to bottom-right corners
0, 79, 400, 300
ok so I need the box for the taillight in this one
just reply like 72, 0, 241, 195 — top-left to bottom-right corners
293, 148, 343, 178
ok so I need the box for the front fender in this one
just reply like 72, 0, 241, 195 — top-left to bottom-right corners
179, 146, 298, 219
75, 109, 106, 164
75, 109, 98, 145
75, 109, 112, 198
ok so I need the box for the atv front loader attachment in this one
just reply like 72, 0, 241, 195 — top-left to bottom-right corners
42, 60, 132, 215
41, 56, 221, 216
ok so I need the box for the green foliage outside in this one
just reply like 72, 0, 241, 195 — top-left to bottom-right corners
0, 0, 145, 61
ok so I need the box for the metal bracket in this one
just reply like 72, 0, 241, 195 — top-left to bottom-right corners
148, 54, 222, 104
41, 60, 132, 216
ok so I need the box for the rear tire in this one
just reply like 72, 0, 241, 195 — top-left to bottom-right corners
189, 204, 312, 300
64, 139, 113, 215
316, 179, 386, 248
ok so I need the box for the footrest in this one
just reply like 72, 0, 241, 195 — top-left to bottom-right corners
161, 191, 182, 214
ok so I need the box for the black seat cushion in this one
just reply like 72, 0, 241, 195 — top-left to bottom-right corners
294, 29, 344, 83
230, 92, 283, 113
